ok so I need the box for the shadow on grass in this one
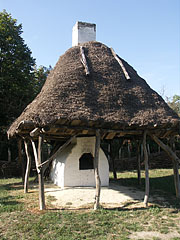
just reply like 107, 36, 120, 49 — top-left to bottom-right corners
110, 174, 180, 210
0, 195, 24, 213
0, 177, 38, 191
1, 175, 179, 212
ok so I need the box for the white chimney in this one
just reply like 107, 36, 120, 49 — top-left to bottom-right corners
72, 21, 96, 47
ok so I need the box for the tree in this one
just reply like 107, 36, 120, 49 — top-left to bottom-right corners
0, 10, 36, 133
33, 65, 52, 96
0, 10, 50, 163
167, 95, 180, 117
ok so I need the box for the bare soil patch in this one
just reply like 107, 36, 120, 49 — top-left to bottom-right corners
129, 231, 180, 240
45, 182, 161, 209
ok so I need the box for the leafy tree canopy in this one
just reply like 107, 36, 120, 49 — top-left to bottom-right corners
33, 65, 52, 96
0, 10, 50, 133
167, 95, 180, 117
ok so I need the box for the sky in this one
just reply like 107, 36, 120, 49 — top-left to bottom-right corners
1, 0, 180, 99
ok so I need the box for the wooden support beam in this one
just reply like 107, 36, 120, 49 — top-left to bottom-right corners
18, 138, 25, 184
148, 133, 180, 164
39, 134, 78, 171
80, 46, 90, 75
51, 124, 143, 135
149, 133, 180, 198
31, 140, 40, 173
24, 140, 32, 193
170, 138, 180, 198
30, 128, 41, 137
105, 132, 116, 140
8, 147, 11, 162
137, 140, 141, 185
143, 131, 149, 207
38, 135, 45, 210
110, 141, 117, 180
111, 48, 131, 80
94, 129, 101, 210
172, 160, 180, 198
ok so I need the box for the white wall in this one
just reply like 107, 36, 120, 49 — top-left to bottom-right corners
50, 137, 109, 187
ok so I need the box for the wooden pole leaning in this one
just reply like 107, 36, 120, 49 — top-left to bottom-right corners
24, 139, 32, 193
94, 129, 101, 210
38, 135, 45, 210
149, 133, 180, 198
143, 131, 149, 207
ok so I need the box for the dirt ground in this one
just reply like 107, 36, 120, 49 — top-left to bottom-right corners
45, 182, 163, 209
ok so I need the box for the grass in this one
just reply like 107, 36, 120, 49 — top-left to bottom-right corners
110, 169, 179, 196
0, 169, 180, 239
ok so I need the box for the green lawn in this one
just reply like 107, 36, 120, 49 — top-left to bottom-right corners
0, 169, 180, 240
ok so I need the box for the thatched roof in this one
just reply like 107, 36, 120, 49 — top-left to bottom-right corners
8, 41, 179, 139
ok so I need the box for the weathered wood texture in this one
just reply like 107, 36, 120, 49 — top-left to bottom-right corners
24, 140, 31, 193
173, 160, 180, 198
18, 138, 25, 183
39, 134, 78, 171
111, 48, 130, 80
149, 133, 180, 198
30, 127, 41, 137
110, 141, 117, 180
171, 138, 180, 198
38, 135, 45, 210
137, 140, 141, 185
31, 140, 40, 173
148, 133, 180, 164
94, 129, 101, 210
80, 46, 90, 75
143, 131, 149, 207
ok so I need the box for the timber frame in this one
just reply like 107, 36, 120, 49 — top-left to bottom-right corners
7, 40, 180, 210
19, 121, 180, 211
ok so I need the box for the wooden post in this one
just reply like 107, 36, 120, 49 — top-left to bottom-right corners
143, 131, 149, 207
172, 160, 180, 198
8, 147, 11, 162
171, 138, 180, 198
137, 140, 141, 185
31, 140, 40, 174
147, 144, 151, 156
110, 141, 117, 180
24, 140, 32, 193
141, 143, 143, 159
18, 138, 25, 184
128, 140, 131, 159
38, 135, 45, 210
148, 133, 180, 198
94, 129, 101, 210
18, 139, 22, 165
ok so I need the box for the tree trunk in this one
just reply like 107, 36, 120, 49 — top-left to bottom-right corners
94, 129, 101, 210
143, 131, 149, 207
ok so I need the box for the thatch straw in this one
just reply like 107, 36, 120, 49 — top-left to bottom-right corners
8, 41, 179, 137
